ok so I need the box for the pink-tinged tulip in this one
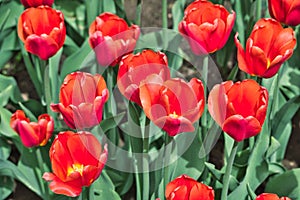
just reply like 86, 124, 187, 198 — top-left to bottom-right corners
235, 18, 296, 78
20, 0, 54, 8
179, 0, 235, 55
10, 110, 54, 147
139, 76, 205, 136
268, 0, 300, 26
18, 6, 66, 60
43, 131, 107, 197
117, 49, 170, 106
208, 79, 268, 142
89, 12, 140, 67
166, 175, 215, 200
51, 72, 109, 129
256, 193, 291, 200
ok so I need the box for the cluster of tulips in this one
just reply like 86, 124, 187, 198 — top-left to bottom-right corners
7, 0, 300, 199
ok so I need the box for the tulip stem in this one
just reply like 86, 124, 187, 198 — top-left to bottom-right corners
163, 134, 173, 194
135, 0, 143, 26
201, 55, 209, 137
142, 116, 150, 199
162, 0, 168, 29
35, 148, 50, 200
221, 140, 238, 200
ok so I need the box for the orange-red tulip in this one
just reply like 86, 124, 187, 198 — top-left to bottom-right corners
179, 0, 235, 54
10, 110, 54, 147
268, 0, 300, 26
256, 193, 291, 200
117, 49, 170, 106
43, 131, 107, 197
139, 76, 205, 136
18, 6, 66, 60
20, 0, 54, 7
166, 175, 215, 200
51, 72, 109, 129
235, 18, 296, 78
208, 79, 268, 142
89, 12, 140, 67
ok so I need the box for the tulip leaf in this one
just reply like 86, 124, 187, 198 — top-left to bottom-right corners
103, 0, 116, 14
271, 95, 300, 160
0, 159, 41, 197
0, 1, 22, 29
171, 0, 185, 30
265, 168, 300, 199
0, 176, 14, 200
0, 137, 11, 160
98, 112, 125, 134
0, 107, 19, 138
60, 39, 93, 79
0, 74, 22, 106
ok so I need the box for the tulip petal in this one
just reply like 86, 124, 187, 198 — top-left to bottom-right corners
25, 34, 59, 60
43, 173, 82, 197
222, 115, 262, 142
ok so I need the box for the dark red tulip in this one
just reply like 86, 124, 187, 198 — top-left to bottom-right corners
235, 18, 296, 78
268, 0, 300, 26
10, 110, 54, 147
179, 0, 235, 54
43, 131, 107, 197
18, 6, 66, 60
208, 79, 268, 142
89, 12, 140, 67
117, 49, 170, 106
51, 72, 109, 129
139, 76, 205, 136
20, 0, 54, 8
166, 174, 215, 200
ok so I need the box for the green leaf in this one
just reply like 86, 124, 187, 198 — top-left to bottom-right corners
0, 137, 11, 160
266, 137, 281, 159
0, 176, 14, 200
265, 168, 300, 199
0, 107, 19, 138
103, 0, 116, 13
0, 1, 23, 29
171, 0, 185, 30
98, 112, 125, 134
0, 74, 22, 106
0, 159, 41, 197
91, 171, 121, 200
60, 39, 93, 79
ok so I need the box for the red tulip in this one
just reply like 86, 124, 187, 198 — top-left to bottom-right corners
43, 131, 107, 197
117, 49, 170, 106
139, 76, 205, 136
18, 6, 66, 60
235, 18, 296, 78
20, 0, 54, 8
179, 0, 235, 54
208, 79, 268, 142
10, 110, 54, 147
256, 193, 291, 200
268, 0, 300, 26
89, 12, 140, 67
51, 72, 109, 129
165, 175, 215, 200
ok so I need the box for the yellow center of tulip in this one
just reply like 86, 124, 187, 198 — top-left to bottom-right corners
169, 111, 179, 118
266, 59, 271, 69
67, 163, 84, 176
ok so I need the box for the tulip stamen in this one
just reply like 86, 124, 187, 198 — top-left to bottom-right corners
169, 111, 179, 119
68, 163, 84, 176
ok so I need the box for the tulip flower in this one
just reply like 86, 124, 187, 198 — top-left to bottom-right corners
268, 0, 300, 26
51, 72, 109, 129
10, 110, 54, 147
20, 0, 54, 8
89, 12, 140, 67
43, 131, 108, 197
235, 18, 296, 78
256, 193, 291, 200
208, 79, 268, 142
139, 75, 205, 136
179, 0, 235, 55
18, 6, 66, 60
166, 174, 215, 200
117, 49, 170, 106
